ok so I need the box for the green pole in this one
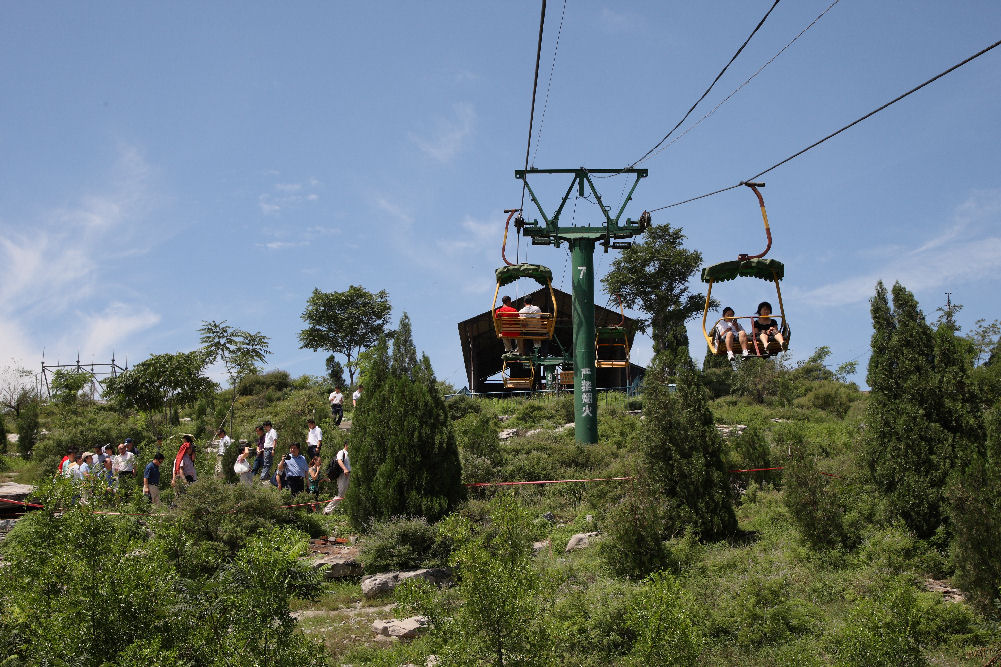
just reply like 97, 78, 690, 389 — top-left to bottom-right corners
571, 238, 597, 444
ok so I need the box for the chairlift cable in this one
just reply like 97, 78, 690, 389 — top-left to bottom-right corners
628, 0, 782, 169
531, 0, 567, 167
644, 0, 841, 162
521, 0, 548, 212
651, 36, 1001, 211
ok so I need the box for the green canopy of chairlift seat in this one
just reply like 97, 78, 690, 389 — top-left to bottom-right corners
700, 258, 784, 284
495, 264, 553, 287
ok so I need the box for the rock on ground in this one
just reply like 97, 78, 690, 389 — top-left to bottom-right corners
361, 568, 453, 598
372, 615, 431, 640
0, 483, 35, 504
310, 542, 363, 580
565, 532, 601, 552
498, 428, 520, 440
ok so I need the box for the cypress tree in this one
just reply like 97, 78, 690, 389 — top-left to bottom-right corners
948, 405, 1001, 608
861, 281, 972, 538
347, 313, 464, 530
642, 353, 736, 540
0, 411, 7, 454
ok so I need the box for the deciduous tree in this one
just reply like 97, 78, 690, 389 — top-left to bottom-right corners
602, 222, 708, 369
298, 285, 392, 386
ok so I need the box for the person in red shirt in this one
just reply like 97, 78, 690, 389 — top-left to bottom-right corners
496, 295, 519, 352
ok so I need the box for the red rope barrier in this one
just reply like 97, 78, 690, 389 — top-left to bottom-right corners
465, 476, 635, 488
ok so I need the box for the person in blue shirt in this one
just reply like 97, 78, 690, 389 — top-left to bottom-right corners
143, 453, 164, 505
278, 442, 308, 496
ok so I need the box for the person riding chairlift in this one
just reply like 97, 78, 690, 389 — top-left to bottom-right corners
715, 306, 749, 361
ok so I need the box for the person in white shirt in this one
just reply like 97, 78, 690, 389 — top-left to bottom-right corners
328, 387, 344, 426
114, 443, 137, 478
517, 295, 543, 354
352, 386, 362, 408
306, 419, 323, 459
215, 428, 232, 476
715, 306, 750, 361
334, 443, 350, 500
260, 421, 278, 482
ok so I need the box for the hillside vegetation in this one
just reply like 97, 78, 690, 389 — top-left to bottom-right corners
2, 282, 1000, 666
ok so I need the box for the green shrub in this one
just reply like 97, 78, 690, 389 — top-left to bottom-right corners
601, 480, 668, 579
14, 400, 39, 459
453, 412, 501, 462
358, 516, 450, 574
831, 576, 926, 666
237, 370, 293, 396
794, 381, 857, 418
446, 394, 481, 420
398, 494, 550, 665
783, 448, 849, 550
625, 572, 704, 665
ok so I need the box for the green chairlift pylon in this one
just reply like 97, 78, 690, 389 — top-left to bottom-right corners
515, 167, 650, 443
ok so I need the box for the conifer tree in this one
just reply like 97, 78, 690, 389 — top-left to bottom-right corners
861, 281, 974, 538
641, 354, 736, 540
948, 405, 1001, 608
346, 313, 464, 530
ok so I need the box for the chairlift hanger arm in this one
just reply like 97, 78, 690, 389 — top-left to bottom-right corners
514, 167, 648, 242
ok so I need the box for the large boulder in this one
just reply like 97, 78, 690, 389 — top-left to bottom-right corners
361, 568, 452, 598
311, 543, 363, 580
565, 532, 601, 552
0, 483, 35, 505
372, 615, 431, 640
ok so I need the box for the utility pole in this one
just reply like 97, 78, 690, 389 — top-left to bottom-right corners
515, 167, 649, 443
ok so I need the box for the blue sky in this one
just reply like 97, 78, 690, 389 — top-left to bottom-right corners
2, 1, 999, 390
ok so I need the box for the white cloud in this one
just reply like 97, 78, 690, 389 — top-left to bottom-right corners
375, 196, 415, 225
257, 240, 308, 250
599, 7, 640, 33
796, 190, 1001, 306
258, 177, 321, 215
0, 145, 162, 368
409, 103, 476, 163
78, 303, 162, 359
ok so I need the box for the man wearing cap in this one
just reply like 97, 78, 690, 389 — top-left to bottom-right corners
278, 442, 308, 496
143, 453, 164, 505
124, 437, 140, 459
306, 419, 322, 460
260, 421, 277, 483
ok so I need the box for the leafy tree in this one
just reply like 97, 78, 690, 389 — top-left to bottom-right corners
199, 320, 271, 430
602, 222, 708, 367
325, 354, 347, 388
50, 368, 91, 405
298, 285, 392, 386
346, 313, 464, 529
0, 410, 6, 454
861, 282, 978, 539
0, 363, 35, 417
103, 351, 214, 433
15, 398, 39, 458
199, 320, 271, 385
641, 353, 736, 540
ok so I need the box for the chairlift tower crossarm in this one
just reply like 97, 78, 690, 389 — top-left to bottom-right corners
514, 167, 650, 444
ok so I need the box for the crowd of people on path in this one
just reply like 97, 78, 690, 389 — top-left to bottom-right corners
54, 392, 359, 509
713, 301, 785, 360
